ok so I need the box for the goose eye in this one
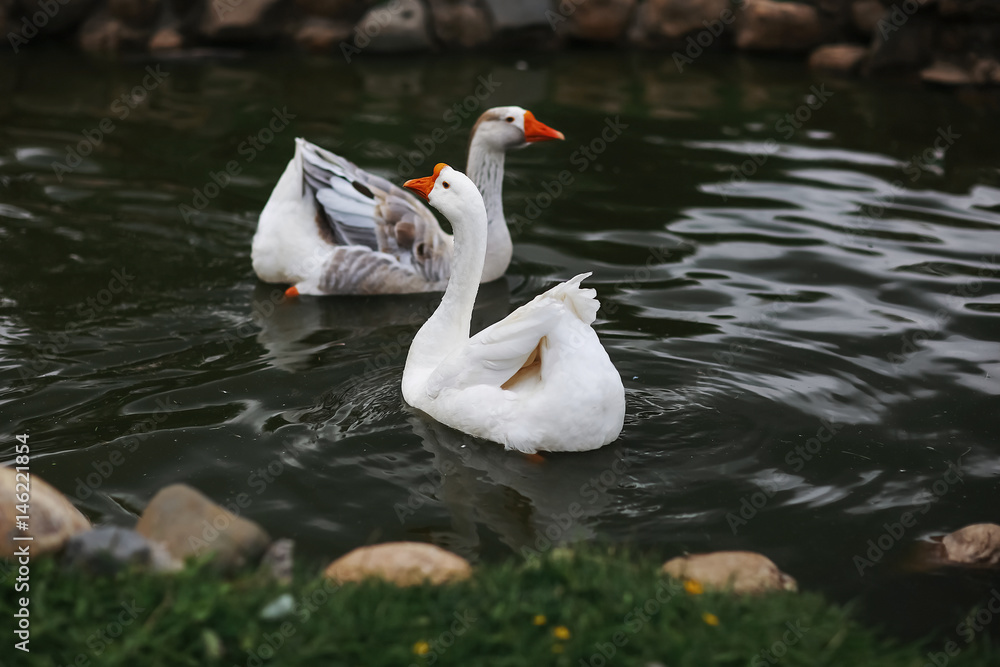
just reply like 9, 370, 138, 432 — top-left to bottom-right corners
505, 116, 514, 123
442, 182, 450, 189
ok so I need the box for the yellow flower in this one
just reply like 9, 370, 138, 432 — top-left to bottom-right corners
533, 614, 547, 626
684, 579, 704, 595
412, 640, 431, 655
702, 612, 720, 626
552, 644, 565, 654
553, 626, 571, 640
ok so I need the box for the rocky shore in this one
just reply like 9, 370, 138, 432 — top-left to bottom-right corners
3, 0, 999, 86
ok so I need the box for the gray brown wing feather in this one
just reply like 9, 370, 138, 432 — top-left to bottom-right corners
299, 140, 450, 283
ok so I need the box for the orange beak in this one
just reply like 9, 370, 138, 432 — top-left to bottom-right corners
285, 286, 299, 298
523, 111, 565, 143
404, 163, 448, 201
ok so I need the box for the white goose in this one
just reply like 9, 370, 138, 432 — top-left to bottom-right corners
401, 164, 625, 454
252, 107, 564, 296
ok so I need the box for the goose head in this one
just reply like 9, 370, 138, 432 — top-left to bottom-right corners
404, 163, 486, 228
470, 106, 565, 152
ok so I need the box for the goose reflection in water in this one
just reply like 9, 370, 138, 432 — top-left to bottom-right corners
405, 409, 632, 561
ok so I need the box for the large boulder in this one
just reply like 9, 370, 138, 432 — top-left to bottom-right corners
353, 0, 433, 52
561, 0, 636, 43
851, 0, 884, 35
295, 0, 362, 20
735, 0, 822, 52
866, 9, 935, 74
662, 551, 798, 594
429, 0, 493, 48
325, 542, 472, 586
942, 523, 1000, 566
481, 0, 548, 30
135, 484, 271, 571
630, 0, 732, 46
939, 0, 1000, 19
78, 8, 151, 53
0, 467, 90, 557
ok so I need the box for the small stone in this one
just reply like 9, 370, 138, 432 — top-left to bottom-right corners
354, 0, 433, 53
630, 0, 731, 45
429, 0, 493, 49
920, 61, 974, 86
563, 0, 636, 43
260, 537, 295, 584
149, 25, 184, 50
972, 58, 1000, 85
942, 523, 1000, 566
851, 0, 884, 35
324, 542, 472, 586
294, 16, 352, 54
809, 44, 869, 74
136, 484, 271, 572
259, 593, 296, 620
62, 526, 181, 575
0, 467, 90, 557
662, 551, 797, 594
735, 0, 822, 52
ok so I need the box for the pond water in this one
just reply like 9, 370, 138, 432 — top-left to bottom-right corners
2, 49, 999, 640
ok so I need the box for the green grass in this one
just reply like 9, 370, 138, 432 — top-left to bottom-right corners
2, 549, 996, 666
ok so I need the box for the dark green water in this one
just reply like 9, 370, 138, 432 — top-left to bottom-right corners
2, 50, 999, 639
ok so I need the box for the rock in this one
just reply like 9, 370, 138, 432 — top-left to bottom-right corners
15, 0, 99, 35
294, 16, 352, 53
942, 523, 1000, 566
149, 25, 184, 50
971, 58, 1000, 84
662, 551, 797, 594
920, 61, 974, 85
78, 9, 151, 53
867, 11, 934, 74
260, 537, 295, 584
62, 526, 181, 575
199, 0, 286, 42
562, 0, 636, 42
809, 43, 869, 73
0, 466, 90, 557
481, 0, 549, 30
630, 0, 732, 45
324, 542, 472, 586
735, 0, 822, 52
429, 0, 493, 48
939, 0, 1000, 19
354, 0, 433, 52
294, 0, 361, 21
851, 0, 884, 35
135, 484, 271, 571
108, 0, 160, 27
